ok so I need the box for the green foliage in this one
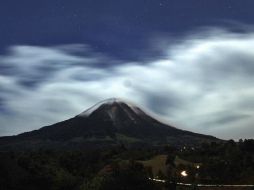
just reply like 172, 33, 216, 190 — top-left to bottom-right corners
0, 147, 160, 190
0, 139, 254, 189
83, 161, 159, 190
0, 150, 104, 190
176, 139, 254, 184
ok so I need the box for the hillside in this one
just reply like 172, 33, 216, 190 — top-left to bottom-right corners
0, 98, 219, 150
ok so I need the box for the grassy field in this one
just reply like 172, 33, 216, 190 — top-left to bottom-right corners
139, 154, 168, 177
174, 155, 201, 168
138, 154, 201, 177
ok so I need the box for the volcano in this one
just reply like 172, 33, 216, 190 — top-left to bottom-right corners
0, 98, 218, 150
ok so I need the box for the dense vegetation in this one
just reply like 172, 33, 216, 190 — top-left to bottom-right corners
176, 139, 254, 185
0, 146, 160, 190
0, 139, 253, 190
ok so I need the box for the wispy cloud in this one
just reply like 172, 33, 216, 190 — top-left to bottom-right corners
1, 28, 254, 139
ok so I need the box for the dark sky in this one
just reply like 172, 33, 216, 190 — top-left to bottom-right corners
1, 0, 253, 60
1, 0, 254, 139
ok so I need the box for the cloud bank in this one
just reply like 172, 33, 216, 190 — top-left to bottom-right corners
1, 28, 254, 139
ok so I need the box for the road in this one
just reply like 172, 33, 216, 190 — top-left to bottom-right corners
148, 178, 254, 187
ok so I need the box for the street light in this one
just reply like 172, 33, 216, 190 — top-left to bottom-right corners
181, 170, 188, 177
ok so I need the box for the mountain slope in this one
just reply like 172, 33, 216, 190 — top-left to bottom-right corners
0, 98, 219, 150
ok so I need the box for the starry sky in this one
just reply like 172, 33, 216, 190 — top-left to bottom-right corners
1, 0, 254, 139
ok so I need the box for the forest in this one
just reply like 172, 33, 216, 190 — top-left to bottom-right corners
0, 139, 254, 190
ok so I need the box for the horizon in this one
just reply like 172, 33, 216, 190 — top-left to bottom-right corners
0, 97, 249, 141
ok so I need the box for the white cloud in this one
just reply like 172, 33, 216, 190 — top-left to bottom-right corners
1, 28, 254, 139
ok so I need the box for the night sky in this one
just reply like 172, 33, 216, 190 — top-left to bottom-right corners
1, 0, 254, 139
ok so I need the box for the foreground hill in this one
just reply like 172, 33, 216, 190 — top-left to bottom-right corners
0, 98, 219, 150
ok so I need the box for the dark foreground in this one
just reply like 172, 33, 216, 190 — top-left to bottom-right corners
177, 187, 253, 190
0, 139, 253, 190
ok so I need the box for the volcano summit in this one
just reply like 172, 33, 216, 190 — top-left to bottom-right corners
0, 98, 218, 150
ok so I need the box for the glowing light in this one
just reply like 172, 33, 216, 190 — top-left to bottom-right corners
196, 165, 200, 169
181, 170, 188, 177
